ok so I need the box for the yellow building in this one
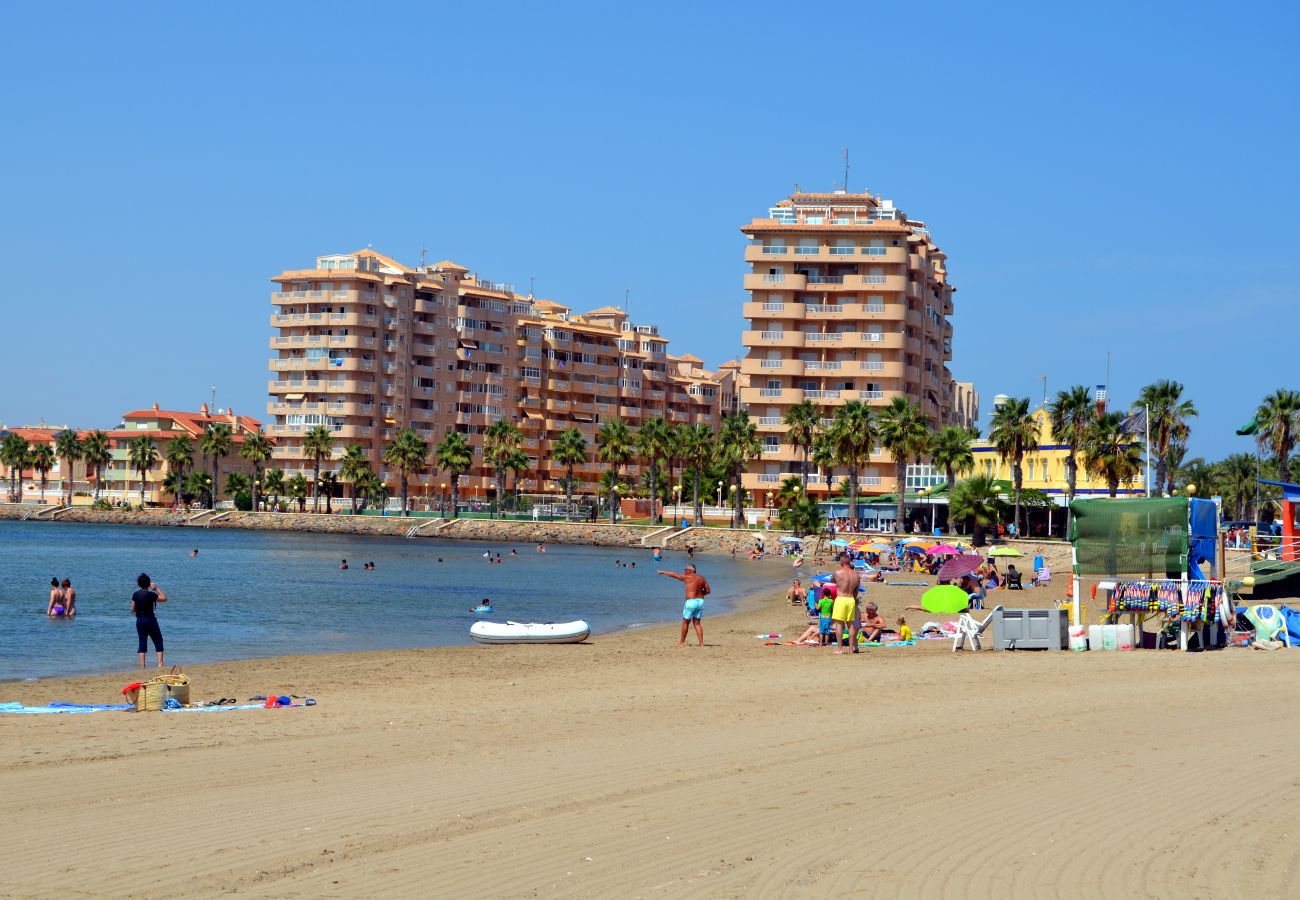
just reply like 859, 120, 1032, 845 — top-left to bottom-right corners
970, 407, 1142, 500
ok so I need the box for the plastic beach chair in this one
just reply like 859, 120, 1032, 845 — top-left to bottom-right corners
1032, 566, 1052, 588
952, 604, 1004, 652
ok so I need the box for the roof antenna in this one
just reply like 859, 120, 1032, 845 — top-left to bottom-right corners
210, 385, 216, 413
841, 147, 850, 192
624, 288, 631, 317
419, 245, 427, 268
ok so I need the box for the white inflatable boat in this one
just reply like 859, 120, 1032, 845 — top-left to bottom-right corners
470, 620, 591, 645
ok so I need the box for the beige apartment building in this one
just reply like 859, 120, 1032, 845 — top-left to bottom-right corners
739, 190, 959, 504
267, 250, 737, 506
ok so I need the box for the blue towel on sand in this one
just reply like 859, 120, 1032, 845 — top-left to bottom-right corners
0, 702, 133, 715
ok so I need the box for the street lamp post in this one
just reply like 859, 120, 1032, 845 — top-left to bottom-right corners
716, 480, 723, 513
254, 480, 261, 513
440, 482, 447, 518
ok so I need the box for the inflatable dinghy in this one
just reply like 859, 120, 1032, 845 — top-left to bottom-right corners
470, 620, 591, 644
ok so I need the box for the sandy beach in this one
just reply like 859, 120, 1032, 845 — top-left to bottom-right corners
3, 542, 1298, 898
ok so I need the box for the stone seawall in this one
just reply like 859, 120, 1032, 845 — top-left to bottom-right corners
0, 504, 801, 552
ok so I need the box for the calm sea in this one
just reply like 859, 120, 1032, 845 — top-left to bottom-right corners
0, 521, 778, 682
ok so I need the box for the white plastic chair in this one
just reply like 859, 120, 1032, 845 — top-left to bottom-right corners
952, 604, 1004, 652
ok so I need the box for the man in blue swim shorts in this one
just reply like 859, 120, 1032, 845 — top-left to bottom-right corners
657, 563, 711, 648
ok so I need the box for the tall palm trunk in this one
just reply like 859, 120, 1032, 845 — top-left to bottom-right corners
609, 466, 619, 524
565, 464, 575, 521
692, 469, 702, 524
894, 457, 907, 533
451, 479, 460, 519
1012, 459, 1023, 532
211, 456, 220, 509
847, 464, 859, 525
400, 471, 409, 516
312, 458, 321, 513
732, 467, 743, 529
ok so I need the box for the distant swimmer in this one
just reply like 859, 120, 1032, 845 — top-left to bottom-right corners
190, 549, 199, 557
536, 544, 546, 553
471, 598, 494, 613
510, 549, 518, 557
340, 559, 349, 570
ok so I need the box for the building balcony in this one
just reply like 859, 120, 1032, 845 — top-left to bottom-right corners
740, 358, 803, 376
742, 301, 803, 320
755, 417, 788, 431
270, 289, 370, 306
804, 332, 846, 344
743, 273, 807, 291
269, 334, 376, 351
739, 387, 803, 405
856, 332, 906, 349
859, 274, 908, 292
743, 330, 805, 348
803, 360, 843, 372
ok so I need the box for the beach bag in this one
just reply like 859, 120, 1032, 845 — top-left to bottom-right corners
156, 667, 190, 706
135, 680, 169, 712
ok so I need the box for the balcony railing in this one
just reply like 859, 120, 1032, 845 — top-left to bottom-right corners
805, 304, 843, 313
805, 361, 842, 370
762, 446, 781, 454
861, 247, 887, 256
762, 302, 785, 312
757, 473, 781, 483
760, 359, 784, 368
828, 247, 855, 255
794, 247, 819, 255
859, 332, 885, 342
861, 361, 884, 371
863, 304, 885, 314
763, 274, 786, 285
762, 246, 787, 254
806, 333, 843, 342
758, 417, 781, 425
859, 390, 884, 399
805, 390, 841, 400
862, 275, 887, 284
759, 331, 786, 340
758, 388, 783, 397
807, 275, 844, 285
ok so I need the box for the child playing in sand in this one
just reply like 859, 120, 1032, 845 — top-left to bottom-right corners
896, 617, 912, 641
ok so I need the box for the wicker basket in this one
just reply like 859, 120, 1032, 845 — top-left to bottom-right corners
136, 680, 168, 712
156, 667, 190, 706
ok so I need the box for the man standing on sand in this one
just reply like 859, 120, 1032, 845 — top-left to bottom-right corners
658, 563, 710, 647
830, 554, 862, 654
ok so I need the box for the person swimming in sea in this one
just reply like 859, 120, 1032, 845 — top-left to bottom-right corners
470, 598, 494, 613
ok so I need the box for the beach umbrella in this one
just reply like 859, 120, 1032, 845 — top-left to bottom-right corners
779, 536, 804, 544
937, 555, 982, 581
811, 573, 835, 584
989, 546, 1022, 558
828, 538, 849, 547
926, 544, 961, 556
848, 540, 874, 549
920, 584, 971, 614
866, 543, 894, 552
902, 542, 930, 552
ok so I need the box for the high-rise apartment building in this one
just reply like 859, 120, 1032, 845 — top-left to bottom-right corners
739, 190, 958, 503
267, 249, 736, 506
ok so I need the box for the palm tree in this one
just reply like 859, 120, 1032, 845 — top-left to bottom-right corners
503, 447, 529, 508
238, 430, 274, 511
825, 401, 876, 526
225, 471, 252, 504
318, 471, 339, 514
550, 428, 589, 521
286, 472, 309, 512
718, 413, 761, 528
163, 436, 194, 508
262, 468, 285, 511
432, 432, 470, 518
596, 418, 635, 523
1, 433, 31, 503
162, 469, 186, 505
199, 424, 233, 509
1215, 453, 1257, 520
339, 445, 372, 514
774, 475, 804, 510
783, 401, 819, 487
53, 429, 82, 505
301, 425, 335, 513
483, 420, 525, 515
81, 430, 112, 502
1083, 412, 1143, 497
1255, 389, 1300, 482
679, 423, 715, 525
810, 430, 836, 494
778, 494, 824, 537
876, 397, 931, 533
930, 424, 975, 495
635, 417, 673, 523
1135, 380, 1197, 495
988, 397, 1039, 535
356, 471, 387, 512
386, 428, 433, 516
185, 471, 214, 508
1047, 385, 1094, 508
126, 434, 159, 505
948, 474, 1003, 546
30, 443, 54, 504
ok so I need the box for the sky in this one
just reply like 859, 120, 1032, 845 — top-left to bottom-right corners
1, 1, 1296, 460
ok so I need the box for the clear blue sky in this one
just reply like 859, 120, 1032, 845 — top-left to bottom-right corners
2, 1, 1295, 460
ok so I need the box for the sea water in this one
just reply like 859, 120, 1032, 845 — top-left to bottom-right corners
0, 521, 778, 681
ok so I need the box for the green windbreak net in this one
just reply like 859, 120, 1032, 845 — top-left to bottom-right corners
1068, 498, 1189, 577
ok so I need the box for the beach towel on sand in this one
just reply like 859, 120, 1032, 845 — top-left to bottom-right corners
0, 702, 132, 715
